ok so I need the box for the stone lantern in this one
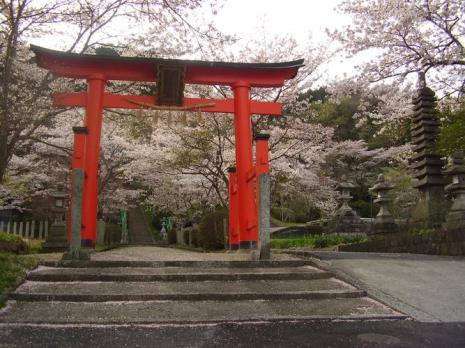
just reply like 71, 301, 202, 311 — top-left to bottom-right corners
42, 186, 69, 252
50, 189, 67, 224
443, 151, 465, 230
337, 181, 357, 218
369, 174, 397, 237
331, 180, 365, 233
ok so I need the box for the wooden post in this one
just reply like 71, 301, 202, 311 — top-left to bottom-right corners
233, 82, 258, 249
0, 221, 4, 232
82, 76, 105, 246
31, 220, 36, 239
39, 221, 43, 239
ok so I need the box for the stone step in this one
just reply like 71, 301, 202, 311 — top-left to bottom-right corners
0, 298, 406, 324
27, 266, 332, 282
38, 259, 316, 268
12, 278, 364, 302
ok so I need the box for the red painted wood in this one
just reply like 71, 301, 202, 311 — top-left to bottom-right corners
233, 83, 258, 247
33, 47, 301, 87
82, 76, 105, 245
53, 93, 282, 116
255, 137, 270, 175
228, 170, 239, 249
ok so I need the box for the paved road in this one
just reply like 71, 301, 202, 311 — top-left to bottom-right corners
1, 320, 465, 347
306, 251, 465, 322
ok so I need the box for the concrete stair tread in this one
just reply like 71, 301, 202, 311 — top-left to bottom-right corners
12, 278, 363, 301
1, 298, 405, 324
38, 260, 316, 268
27, 266, 332, 282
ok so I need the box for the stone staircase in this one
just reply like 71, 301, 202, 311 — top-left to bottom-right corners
127, 207, 155, 245
0, 259, 406, 324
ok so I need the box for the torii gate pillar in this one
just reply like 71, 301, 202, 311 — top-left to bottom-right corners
82, 75, 105, 245
233, 82, 258, 249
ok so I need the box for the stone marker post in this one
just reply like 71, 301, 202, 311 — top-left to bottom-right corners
258, 173, 271, 260
62, 169, 90, 260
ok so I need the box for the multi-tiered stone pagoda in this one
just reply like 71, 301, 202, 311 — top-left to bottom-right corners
410, 73, 446, 226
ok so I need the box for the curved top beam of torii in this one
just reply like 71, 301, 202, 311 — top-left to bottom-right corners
31, 45, 304, 88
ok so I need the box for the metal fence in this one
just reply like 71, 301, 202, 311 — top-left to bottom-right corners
0, 220, 49, 240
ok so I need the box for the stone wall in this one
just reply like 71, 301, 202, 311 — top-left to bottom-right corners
339, 228, 465, 256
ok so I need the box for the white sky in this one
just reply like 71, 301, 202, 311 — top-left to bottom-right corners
211, 0, 361, 82
213, 0, 348, 44
34, 0, 362, 83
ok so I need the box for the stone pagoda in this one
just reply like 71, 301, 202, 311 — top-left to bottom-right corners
410, 73, 446, 227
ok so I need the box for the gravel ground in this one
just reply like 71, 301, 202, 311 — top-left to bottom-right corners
91, 246, 300, 262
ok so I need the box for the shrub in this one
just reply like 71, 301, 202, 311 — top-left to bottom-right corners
0, 232, 28, 254
0, 232, 22, 244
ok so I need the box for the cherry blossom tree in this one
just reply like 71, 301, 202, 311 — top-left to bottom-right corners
330, 0, 465, 99
0, 0, 226, 184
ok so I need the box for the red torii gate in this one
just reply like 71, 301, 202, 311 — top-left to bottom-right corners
31, 45, 303, 248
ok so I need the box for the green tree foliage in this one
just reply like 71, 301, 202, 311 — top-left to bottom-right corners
383, 166, 419, 220
437, 103, 465, 156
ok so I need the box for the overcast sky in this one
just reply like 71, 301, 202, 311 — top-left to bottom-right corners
34, 0, 359, 82
213, 0, 348, 43
211, 0, 359, 81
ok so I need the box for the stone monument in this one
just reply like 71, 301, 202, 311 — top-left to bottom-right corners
42, 187, 69, 252
410, 72, 446, 227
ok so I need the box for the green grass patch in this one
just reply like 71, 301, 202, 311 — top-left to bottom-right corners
26, 239, 42, 254
408, 228, 435, 236
270, 217, 306, 228
0, 252, 37, 308
0, 231, 23, 243
95, 243, 119, 252
270, 234, 367, 249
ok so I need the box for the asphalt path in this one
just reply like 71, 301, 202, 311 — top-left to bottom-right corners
1, 320, 465, 347
306, 251, 465, 322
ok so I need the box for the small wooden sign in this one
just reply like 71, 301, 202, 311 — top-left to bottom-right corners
156, 64, 185, 106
